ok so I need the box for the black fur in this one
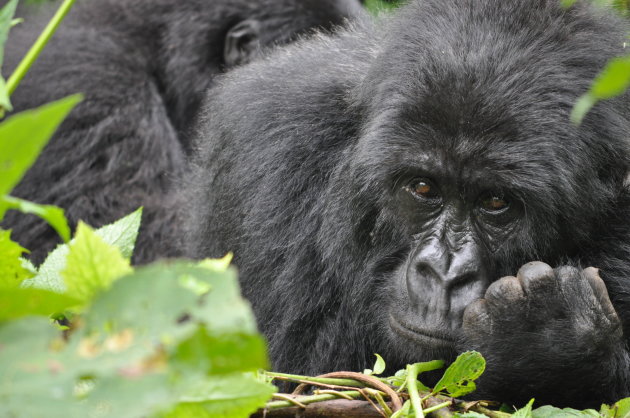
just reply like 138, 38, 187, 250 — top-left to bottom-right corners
2, 0, 362, 263
185, 0, 630, 408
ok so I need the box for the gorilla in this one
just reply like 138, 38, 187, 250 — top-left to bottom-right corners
2, 0, 362, 263
185, 0, 630, 408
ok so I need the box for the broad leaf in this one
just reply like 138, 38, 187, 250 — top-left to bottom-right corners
61, 222, 132, 304
0, 228, 31, 287
532, 406, 600, 417
513, 399, 535, 418
1, 195, 70, 241
0, 287, 78, 321
27, 208, 143, 293
432, 351, 485, 397
0, 95, 81, 196
92, 207, 142, 259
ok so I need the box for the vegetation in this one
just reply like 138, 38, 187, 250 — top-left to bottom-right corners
0, 0, 629, 416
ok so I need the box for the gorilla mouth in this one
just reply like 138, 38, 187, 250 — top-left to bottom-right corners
389, 314, 457, 348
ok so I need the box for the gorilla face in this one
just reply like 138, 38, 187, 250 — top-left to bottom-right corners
344, 1, 630, 364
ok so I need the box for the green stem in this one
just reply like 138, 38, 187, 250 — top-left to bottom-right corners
407, 363, 425, 418
7, 0, 77, 95
262, 371, 366, 387
264, 390, 363, 410
423, 400, 452, 414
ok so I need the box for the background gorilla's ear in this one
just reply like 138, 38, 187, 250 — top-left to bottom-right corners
224, 19, 262, 68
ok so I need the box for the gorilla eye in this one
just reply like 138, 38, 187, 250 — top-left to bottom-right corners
479, 193, 510, 213
406, 178, 439, 200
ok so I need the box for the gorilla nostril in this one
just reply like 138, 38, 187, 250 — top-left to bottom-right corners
415, 262, 443, 282
414, 262, 478, 288
449, 271, 479, 288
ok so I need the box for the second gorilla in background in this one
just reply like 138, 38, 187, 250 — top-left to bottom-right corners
2, 0, 363, 263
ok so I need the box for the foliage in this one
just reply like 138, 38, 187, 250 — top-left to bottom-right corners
0, 211, 275, 417
260, 354, 630, 417
560, 0, 630, 123
0, 1, 275, 416
364, 0, 403, 15
572, 55, 630, 124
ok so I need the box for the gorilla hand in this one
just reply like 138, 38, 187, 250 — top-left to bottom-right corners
462, 262, 626, 407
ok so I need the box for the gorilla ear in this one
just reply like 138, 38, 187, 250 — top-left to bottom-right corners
224, 19, 262, 68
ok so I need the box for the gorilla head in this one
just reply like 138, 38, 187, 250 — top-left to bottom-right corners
186, 0, 630, 408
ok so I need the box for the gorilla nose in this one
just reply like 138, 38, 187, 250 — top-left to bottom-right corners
415, 259, 479, 288
412, 238, 484, 289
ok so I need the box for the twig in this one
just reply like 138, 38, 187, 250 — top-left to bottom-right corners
264, 371, 367, 388
365, 388, 394, 416
252, 399, 396, 418
291, 371, 403, 412
264, 390, 364, 410
272, 393, 307, 408
358, 388, 388, 418
423, 399, 453, 417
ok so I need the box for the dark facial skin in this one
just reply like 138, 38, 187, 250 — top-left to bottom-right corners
382, 146, 625, 405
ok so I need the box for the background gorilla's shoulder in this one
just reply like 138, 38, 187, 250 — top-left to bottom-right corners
186, 21, 377, 259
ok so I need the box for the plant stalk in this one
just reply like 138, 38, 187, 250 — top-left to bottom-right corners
7, 0, 77, 94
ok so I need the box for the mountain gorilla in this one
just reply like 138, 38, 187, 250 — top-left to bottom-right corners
2, 0, 362, 263
185, 0, 630, 408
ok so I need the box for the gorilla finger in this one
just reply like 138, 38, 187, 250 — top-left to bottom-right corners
484, 276, 524, 309
517, 261, 556, 295
463, 299, 492, 335
582, 267, 619, 321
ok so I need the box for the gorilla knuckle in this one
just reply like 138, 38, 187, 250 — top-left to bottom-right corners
517, 261, 556, 294
485, 276, 523, 303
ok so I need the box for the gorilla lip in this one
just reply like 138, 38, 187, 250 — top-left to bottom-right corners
389, 314, 456, 347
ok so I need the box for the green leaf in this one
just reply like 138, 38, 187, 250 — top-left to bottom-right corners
1, 195, 70, 241
27, 208, 143, 293
171, 325, 268, 375
572, 56, 630, 124
2, 261, 272, 417
0, 95, 82, 196
165, 374, 275, 418
364, 0, 400, 14
372, 353, 386, 375
612, 398, 630, 418
61, 222, 132, 304
92, 207, 142, 259
0, 75, 10, 114
364, 353, 387, 376
432, 351, 485, 397
570, 93, 597, 124
390, 400, 411, 418
199, 252, 233, 272
600, 398, 630, 418
0, 229, 32, 288
0, 287, 78, 320
532, 405, 600, 417
0, 317, 85, 418
513, 399, 535, 418
0, 0, 17, 71
590, 56, 630, 99
454, 412, 489, 418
